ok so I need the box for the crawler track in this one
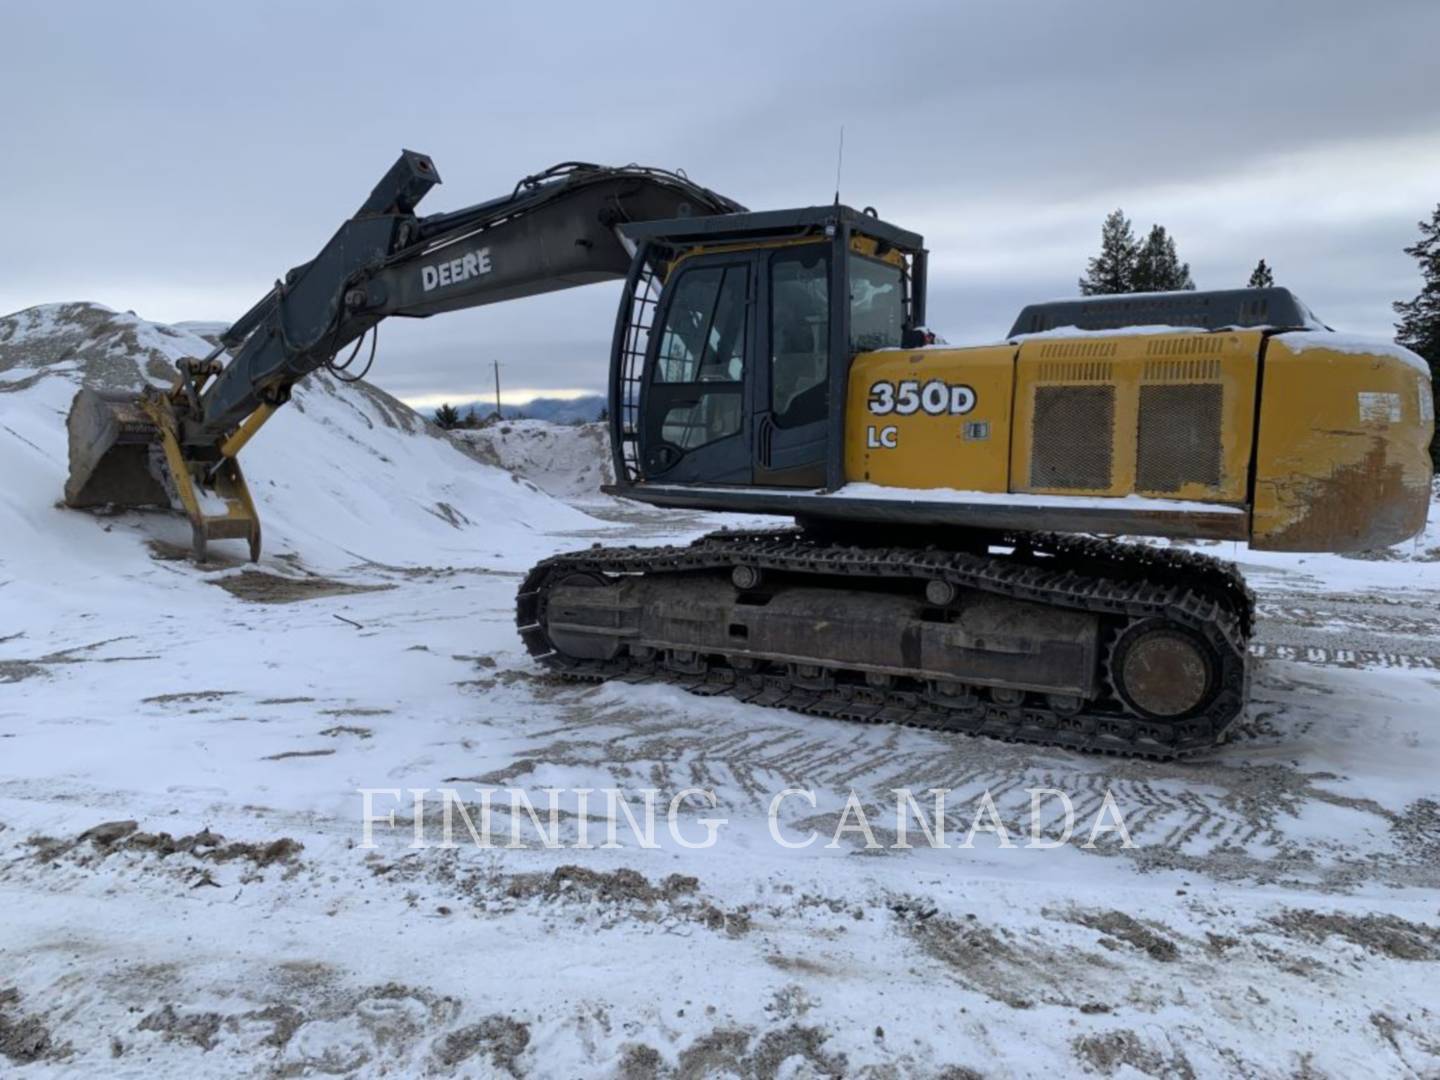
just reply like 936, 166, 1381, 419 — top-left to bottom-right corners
516, 530, 1253, 760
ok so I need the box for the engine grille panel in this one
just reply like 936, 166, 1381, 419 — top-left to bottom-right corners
1136, 383, 1223, 492
1029, 385, 1116, 490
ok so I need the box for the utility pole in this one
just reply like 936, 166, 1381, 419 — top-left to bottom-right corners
492, 360, 502, 420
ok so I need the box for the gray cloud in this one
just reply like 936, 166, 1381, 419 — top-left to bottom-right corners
2, 0, 1436, 402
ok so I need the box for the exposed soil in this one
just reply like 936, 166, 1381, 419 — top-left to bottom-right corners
137, 1003, 224, 1051
31, 821, 303, 870
432, 1015, 531, 1072
1066, 908, 1181, 962
264, 749, 337, 761
503, 864, 700, 905
893, 898, 1118, 1011
1072, 1028, 1195, 1077
0, 637, 159, 685
212, 570, 392, 604
0, 987, 65, 1065
318, 725, 373, 739
142, 689, 238, 705
1266, 909, 1440, 961
668, 1023, 845, 1079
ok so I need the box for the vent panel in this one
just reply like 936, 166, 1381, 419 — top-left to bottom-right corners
1145, 335, 1225, 357
1029, 385, 1115, 490
1035, 360, 1114, 382
1143, 357, 1221, 381
1136, 384, 1223, 493
1037, 341, 1119, 361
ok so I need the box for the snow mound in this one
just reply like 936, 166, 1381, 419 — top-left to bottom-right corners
455, 419, 615, 500
0, 302, 601, 576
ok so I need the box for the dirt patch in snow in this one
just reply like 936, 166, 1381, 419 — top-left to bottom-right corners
893, 898, 1120, 1011
319, 724, 373, 739
29, 821, 303, 876
1072, 1028, 1195, 1077
1265, 909, 1440, 961
667, 1023, 846, 1079
211, 570, 392, 604
431, 1014, 531, 1072
503, 865, 700, 904
146, 539, 247, 569
137, 1003, 225, 1051
0, 987, 67, 1065
0, 637, 159, 686
367, 857, 752, 937
501, 865, 752, 936
113, 977, 455, 1071
1064, 908, 1181, 962
142, 689, 238, 705
264, 749, 337, 761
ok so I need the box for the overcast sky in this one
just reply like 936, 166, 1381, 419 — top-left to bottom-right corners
4, 0, 1437, 408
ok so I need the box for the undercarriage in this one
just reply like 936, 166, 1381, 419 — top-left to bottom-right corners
516, 529, 1254, 759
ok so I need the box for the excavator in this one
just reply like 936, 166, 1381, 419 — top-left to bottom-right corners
62, 151, 1434, 759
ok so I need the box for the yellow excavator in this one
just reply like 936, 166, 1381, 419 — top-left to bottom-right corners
62, 151, 1433, 758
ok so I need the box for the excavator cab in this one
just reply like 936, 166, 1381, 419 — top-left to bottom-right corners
609, 208, 927, 492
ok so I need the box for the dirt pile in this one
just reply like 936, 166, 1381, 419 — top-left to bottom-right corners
0, 987, 65, 1065
30, 820, 303, 873
1267, 909, 1440, 961
454, 419, 614, 498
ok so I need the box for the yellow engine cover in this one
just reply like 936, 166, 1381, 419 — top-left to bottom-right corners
1010, 330, 1261, 502
843, 328, 1432, 554
845, 331, 1263, 505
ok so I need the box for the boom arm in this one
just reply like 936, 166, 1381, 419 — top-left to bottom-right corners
192, 152, 743, 442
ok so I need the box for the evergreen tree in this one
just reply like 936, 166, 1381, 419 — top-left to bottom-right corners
1393, 203, 1440, 462
1247, 259, 1274, 288
1132, 224, 1195, 292
433, 403, 460, 430
462, 406, 480, 430
1078, 209, 1139, 295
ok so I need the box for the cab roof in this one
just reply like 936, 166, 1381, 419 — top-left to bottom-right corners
622, 204, 924, 253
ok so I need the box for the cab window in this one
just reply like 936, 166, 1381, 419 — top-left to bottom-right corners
770, 250, 830, 428
849, 253, 904, 353
651, 264, 747, 450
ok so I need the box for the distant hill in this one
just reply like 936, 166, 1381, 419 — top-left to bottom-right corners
446, 394, 605, 425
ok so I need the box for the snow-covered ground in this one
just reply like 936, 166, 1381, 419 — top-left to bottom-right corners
1, 304, 1439, 1077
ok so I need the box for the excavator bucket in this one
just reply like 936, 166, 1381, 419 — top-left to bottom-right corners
63, 387, 168, 509
63, 384, 263, 562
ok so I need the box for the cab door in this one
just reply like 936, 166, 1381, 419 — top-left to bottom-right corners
755, 245, 831, 486
638, 255, 753, 484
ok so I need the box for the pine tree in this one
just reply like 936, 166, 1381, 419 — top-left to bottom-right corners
1132, 225, 1195, 292
433, 403, 461, 430
1079, 209, 1139, 295
1247, 259, 1274, 288
1393, 203, 1440, 462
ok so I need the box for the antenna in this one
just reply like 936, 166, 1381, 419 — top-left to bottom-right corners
833, 125, 845, 206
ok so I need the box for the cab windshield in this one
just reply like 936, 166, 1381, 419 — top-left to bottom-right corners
849, 253, 905, 353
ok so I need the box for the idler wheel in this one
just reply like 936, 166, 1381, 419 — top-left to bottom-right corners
1109, 620, 1217, 720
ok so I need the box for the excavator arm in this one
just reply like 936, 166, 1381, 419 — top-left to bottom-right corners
63, 151, 743, 558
